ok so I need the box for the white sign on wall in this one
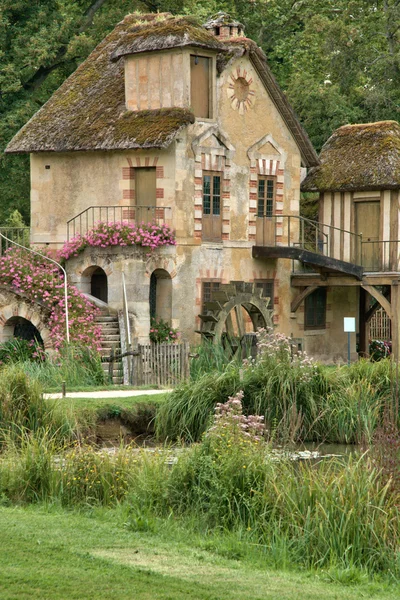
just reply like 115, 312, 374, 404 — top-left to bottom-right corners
343, 317, 356, 332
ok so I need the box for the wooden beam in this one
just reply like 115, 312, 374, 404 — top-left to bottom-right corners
361, 285, 392, 320
365, 286, 391, 323
291, 274, 398, 288
252, 246, 364, 279
290, 285, 319, 313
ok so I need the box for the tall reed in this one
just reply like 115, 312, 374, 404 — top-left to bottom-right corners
156, 334, 392, 444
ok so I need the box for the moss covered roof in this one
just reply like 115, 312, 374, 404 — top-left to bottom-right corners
302, 121, 400, 192
6, 11, 317, 165
110, 14, 225, 61
6, 13, 196, 153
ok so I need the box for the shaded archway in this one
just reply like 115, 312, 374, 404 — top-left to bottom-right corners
3, 316, 44, 346
81, 266, 108, 303
149, 269, 172, 323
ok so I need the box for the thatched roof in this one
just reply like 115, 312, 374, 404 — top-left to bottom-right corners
302, 121, 400, 192
5, 11, 317, 165
110, 14, 225, 61
6, 14, 197, 154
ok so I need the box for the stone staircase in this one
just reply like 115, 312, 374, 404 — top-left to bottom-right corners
95, 311, 124, 385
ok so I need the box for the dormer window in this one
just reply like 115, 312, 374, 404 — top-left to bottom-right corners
190, 55, 211, 118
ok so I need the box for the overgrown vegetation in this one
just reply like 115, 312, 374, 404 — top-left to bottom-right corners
157, 331, 393, 444
0, 379, 399, 577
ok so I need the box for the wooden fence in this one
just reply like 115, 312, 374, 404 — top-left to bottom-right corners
107, 342, 190, 387
369, 308, 391, 341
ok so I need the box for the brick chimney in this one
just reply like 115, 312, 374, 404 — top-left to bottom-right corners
204, 12, 245, 40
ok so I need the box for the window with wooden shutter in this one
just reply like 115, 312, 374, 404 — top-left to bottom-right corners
190, 55, 211, 118
135, 167, 157, 222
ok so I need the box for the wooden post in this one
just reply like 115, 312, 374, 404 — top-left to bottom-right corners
391, 280, 400, 416
358, 287, 368, 358
108, 347, 114, 384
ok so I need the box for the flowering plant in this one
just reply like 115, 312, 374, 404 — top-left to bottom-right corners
149, 317, 179, 343
0, 247, 102, 352
58, 221, 176, 261
207, 391, 266, 445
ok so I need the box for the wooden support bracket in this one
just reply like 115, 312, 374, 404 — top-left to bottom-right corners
361, 284, 392, 320
290, 285, 319, 313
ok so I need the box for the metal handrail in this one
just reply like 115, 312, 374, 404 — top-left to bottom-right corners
255, 214, 363, 265
0, 232, 69, 343
67, 205, 171, 240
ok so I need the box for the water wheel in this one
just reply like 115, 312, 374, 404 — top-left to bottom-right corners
196, 281, 273, 356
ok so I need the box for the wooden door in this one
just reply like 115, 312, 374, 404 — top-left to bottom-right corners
256, 177, 275, 245
202, 173, 222, 242
135, 167, 156, 222
355, 201, 380, 270
190, 56, 210, 118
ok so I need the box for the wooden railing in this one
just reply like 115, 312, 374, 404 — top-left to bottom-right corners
67, 205, 172, 240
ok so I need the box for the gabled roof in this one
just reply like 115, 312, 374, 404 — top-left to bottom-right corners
302, 121, 400, 192
219, 38, 319, 167
5, 11, 317, 166
6, 14, 196, 154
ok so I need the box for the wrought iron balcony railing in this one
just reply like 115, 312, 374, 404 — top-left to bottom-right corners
67, 205, 172, 240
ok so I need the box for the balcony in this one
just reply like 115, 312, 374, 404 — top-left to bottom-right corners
252, 215, 400, 276
252, 215, 365, 278
67, 205, 172, 240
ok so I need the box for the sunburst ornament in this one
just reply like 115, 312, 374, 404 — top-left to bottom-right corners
227, 68, 255, 114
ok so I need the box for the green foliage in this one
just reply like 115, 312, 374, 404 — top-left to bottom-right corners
156, 333, 391, 444
18, 344, 106, 389
0, 338, 45, 365
0, 364, 47, 440
149, 317, 179, 343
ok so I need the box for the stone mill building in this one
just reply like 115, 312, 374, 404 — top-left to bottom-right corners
6, 11, 400, 362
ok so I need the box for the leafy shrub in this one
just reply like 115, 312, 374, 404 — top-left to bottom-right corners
149, 317, 179, 343
369, 339, 391, 361
58, 221, 176, 261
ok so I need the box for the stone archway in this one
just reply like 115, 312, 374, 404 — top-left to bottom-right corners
149, 269, 172, 324
0, 290, 52, 349
3, 316, 44, 346
81, 265, 108, 303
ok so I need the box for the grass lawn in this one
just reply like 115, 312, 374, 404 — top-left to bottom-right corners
0, 505, 398, 600
52, 393, 168, 411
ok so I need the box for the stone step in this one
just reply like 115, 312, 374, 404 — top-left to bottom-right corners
97, 322, 120, 329
100, 335, 121, 342
95, 316, 119, 323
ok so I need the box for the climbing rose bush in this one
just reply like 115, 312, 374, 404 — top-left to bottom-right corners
0, 247, 101, 352
58, 221, 176, 261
